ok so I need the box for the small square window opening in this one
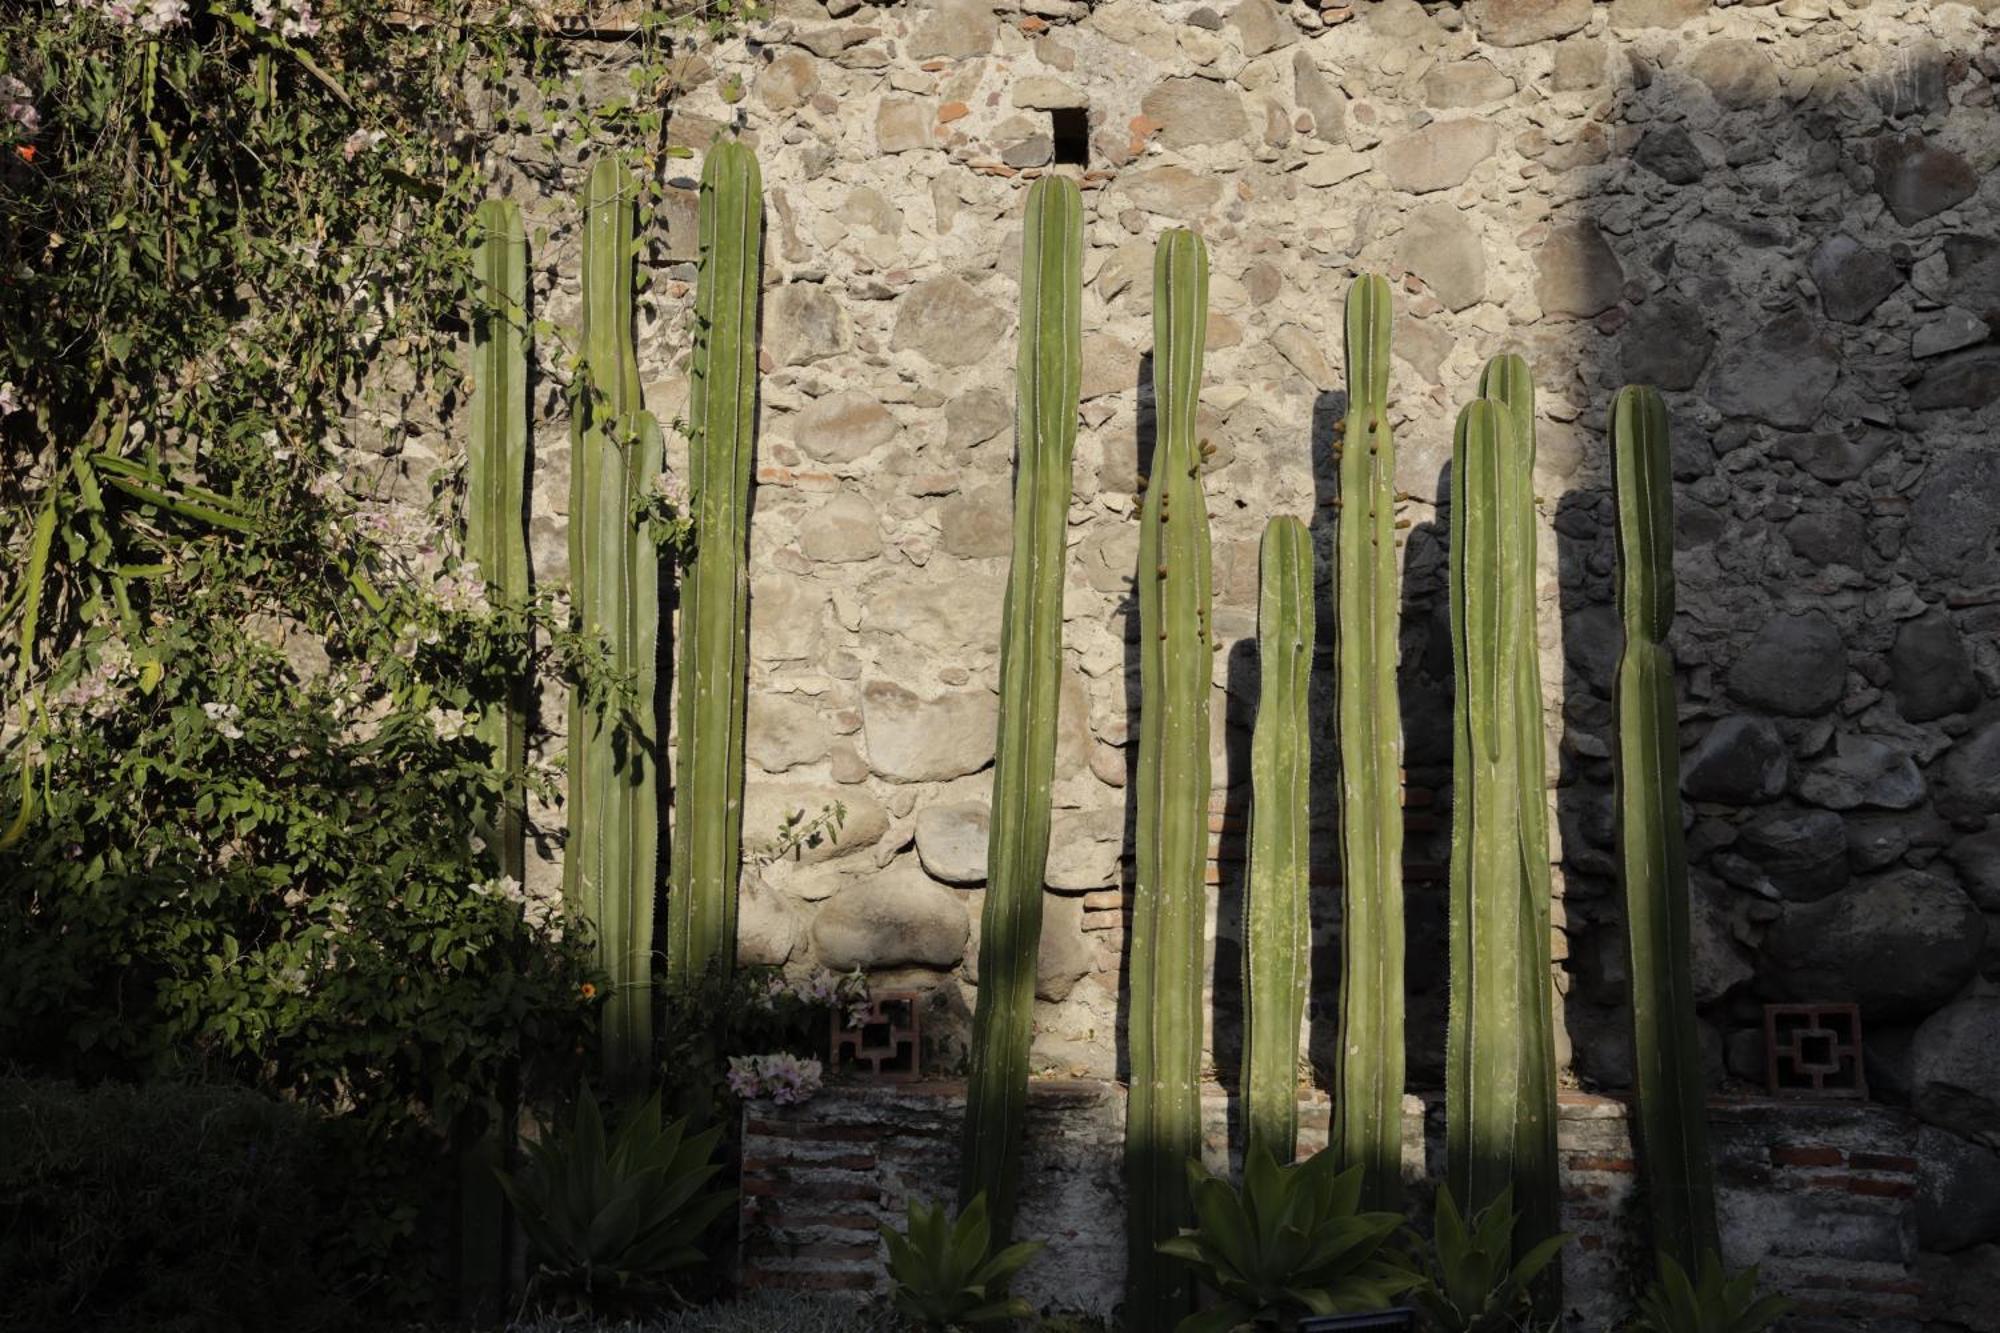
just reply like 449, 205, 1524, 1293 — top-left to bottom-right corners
1051, 107, 1089, 167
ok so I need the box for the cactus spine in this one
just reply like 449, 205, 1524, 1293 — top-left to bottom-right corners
959, 176, 1082, 1242
1445, 362, 1560, 1295
667, 141, 762, 994
1614, 385, 1719, 1273
566, 158, 663, 1085
1243, 514, 1313, 1165
468, 197, 530, 889
1332, 275, 1406, 1211
1125, 228, 1212, 1330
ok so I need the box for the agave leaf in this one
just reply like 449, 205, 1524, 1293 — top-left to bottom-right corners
881, 1221, 923, 1283
586, 1177, 651, 1260
1718, 1257, 1755, 1307
1443, 1242, 1498, 1317
953, 1193, 995, 1287
1243, 1143, 1286, 1247
1174, 1304, 1257, 1333
1191, 1173, 1258, 1281
615, 1094, 666, 1169
1508, 1230, 1574, 1292
1321, 1158, 1366, 1219
974, 1238, 1045, 1290
1325, 1269, 1418, 1311
1435, 1186, 1472, 1280
958, 1296, 1034, 1325
1733, 1292, 1794, 1333
1295, 1212, 1401, 1278
1470, 1186, 1516, 1264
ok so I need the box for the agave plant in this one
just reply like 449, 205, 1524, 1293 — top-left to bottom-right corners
495, 1086, 735, 1310
1629, 1252, 1792, 1333
880, 1192, 1044, 1330
1157, 1145, 1412, 1333
1394, 1186, 1570, 1333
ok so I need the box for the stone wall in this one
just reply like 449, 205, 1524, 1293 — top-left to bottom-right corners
337, 0, 2000, 1314
737, 1083, 1925, 1328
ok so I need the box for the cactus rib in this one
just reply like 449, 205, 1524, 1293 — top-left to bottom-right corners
959, 177, 1083, 1242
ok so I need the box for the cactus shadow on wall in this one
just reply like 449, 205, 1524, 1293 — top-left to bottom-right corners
1532, 35, 2000, 1115
1113, 351, 1156, 1087
1214, 634, 1256, 1163
1398, 462, 1455, 1097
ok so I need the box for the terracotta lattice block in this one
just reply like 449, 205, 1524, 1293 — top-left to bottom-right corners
830, 991, 921, 1082
1764, 1003, 1866, 1098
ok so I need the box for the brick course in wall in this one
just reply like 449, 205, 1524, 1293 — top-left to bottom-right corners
739, 1083, 1923, 1329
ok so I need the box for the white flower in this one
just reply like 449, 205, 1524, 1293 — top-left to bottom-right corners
143, 0, 189, 33
1, 77, 37, 136
202, 700, 245, 740
428, 705, 474, 741
342, 128, 384, 163
433, 562, 492, 617
0, 383, 19, 417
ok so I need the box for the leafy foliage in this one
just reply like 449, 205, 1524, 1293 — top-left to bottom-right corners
1629, 1252, 1791, 1333
0, 1, 749, 1319
0, 1076, 344, 1333
656, 960, 865, 1121
497, 1086, 737, 1314
880, 1192, 1044, 1330
1155, 1145, 1412, 1333
1393, 1186, 1570, 1333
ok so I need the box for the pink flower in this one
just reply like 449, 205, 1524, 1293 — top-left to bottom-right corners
1, 78, 37, 136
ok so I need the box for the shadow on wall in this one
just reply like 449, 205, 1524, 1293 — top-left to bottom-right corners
1158, 12, 2000, 1198
1519, 28, 2000, 1119
1048, 30, 2000, 1290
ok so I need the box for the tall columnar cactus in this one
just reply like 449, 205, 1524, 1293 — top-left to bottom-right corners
1332, 274, 1406, 1212
1613, 385, 1719, 1274
1447, 398, 1525, 1220
468, 197, 530, 889
666, 140, 762, 995
567, 158, 663, 1086
1125, 227, 1212, 1330
462, 196, 531, 1317
959, 176, 1083, 1243
1444, 366, 1560, 1295
1243, 514, 1313, 1166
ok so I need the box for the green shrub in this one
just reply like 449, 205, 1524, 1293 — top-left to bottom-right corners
0, 1076, 346, 1333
